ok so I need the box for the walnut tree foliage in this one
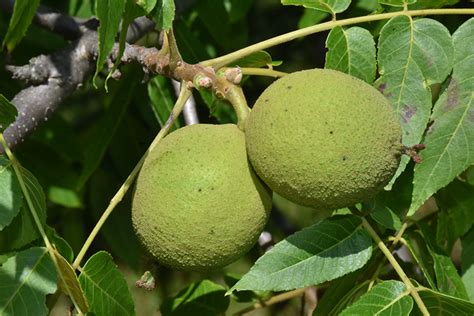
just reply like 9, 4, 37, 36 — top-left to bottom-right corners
0, 0, 474, 315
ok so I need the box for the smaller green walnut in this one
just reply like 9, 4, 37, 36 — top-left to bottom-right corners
132, 124, 272, 271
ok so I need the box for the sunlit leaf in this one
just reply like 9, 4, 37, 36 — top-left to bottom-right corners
376, 16, 454, 191
0, 167, 47, 251
325, 26, 376, 83
52, 248, 89, 314
2, 0, 40, 52
0, 156, 22, 231
78, 251, 135, 316
154, 0, 176, 31
410, 18, 474, 215
161, 280, 229, 316
0, 247, 57, 316
340, 280, 413, 315
230, 215, 372, 292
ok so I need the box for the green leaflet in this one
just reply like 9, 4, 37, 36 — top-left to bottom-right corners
325, 26, 376, 84
340, 280, 413, 315
0, 156, 22, 231
282, 0, 351, 15
376, 16, 454, 191
410, 18, 474, 215
0, 95, 17, 132
147, 76, 181, 130
379, 0, 416, 6
93, 0, 127, 86
161, 280, 230, 316
0, 166, 47, 252
78, 251, 135, 316
2, 0, 40, 52
417, 287, 474, 315
154, 0, 176, 31
0, 247, 58, 316
230, 215, 372, 292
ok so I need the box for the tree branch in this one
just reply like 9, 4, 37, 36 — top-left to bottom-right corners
0, 10, 155, 153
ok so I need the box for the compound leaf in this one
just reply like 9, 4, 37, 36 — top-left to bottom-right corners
230, 215, 372, 292
78, 251, 135, 316
340, 280, 413, 315
161, 280, 229, 316
325, 26, 376, 84
410, 18, 474, 215
0, 247, 57, 316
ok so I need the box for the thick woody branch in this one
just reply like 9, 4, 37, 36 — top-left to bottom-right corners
1, 13, 154, 152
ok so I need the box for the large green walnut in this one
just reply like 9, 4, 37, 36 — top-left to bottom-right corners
132, 124, 272, 271
245, 69, 402, 210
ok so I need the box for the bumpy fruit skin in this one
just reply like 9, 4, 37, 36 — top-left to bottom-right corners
245, 69, 402, 210
132, 124, 272, 271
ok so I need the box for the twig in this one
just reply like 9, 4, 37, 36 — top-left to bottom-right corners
201, 8, 474, 69
361, 218, 429, 315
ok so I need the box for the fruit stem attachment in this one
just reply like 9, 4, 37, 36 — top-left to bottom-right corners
224, 84, 250, 130
72, 83, 192, 270
200, 8, 474, 69
360, 217, 429, 315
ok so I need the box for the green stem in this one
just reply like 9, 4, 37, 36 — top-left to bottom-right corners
239, 67, 287, 78
72, 84, 192, 270
224, 85, 250, 130
0, 134, 52, 250
0, 134, 86, 314
201, 8, 474, 69
361, 218, 429, 315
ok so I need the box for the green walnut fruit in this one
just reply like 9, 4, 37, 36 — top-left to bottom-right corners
132, 124, 272, 271
245, 69, 402, 210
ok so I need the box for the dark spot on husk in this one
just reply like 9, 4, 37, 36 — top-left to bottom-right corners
329, 131, 334, 135
264, 98, 269, 103
342, 156, 347, 161
198, 188, 202, 192
378, 83, 386, 94
287, 86, 292, 89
